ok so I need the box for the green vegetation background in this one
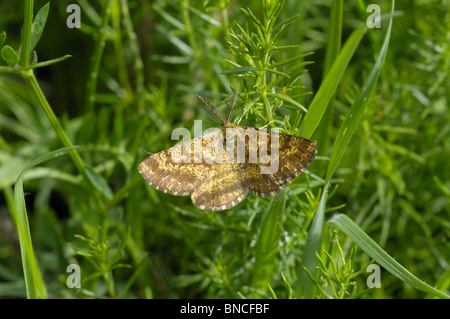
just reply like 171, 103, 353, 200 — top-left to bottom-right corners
0, 0, 448, 298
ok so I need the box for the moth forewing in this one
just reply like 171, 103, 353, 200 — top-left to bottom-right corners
225, 126, 258, 164
258, 128, 280, 175
170, 127, 193, 164
202, 128, 224, 164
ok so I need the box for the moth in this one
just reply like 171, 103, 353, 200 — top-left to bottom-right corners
139, 91, 317, 211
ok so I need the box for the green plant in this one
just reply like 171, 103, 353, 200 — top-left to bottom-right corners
304, 229, 365, 299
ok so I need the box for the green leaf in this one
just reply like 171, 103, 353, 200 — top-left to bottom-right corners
0, 31, 6, 49
9, 146, 78, 299
155, 24, 194, 56
14, 146, 79, 216
1, 45, 19, 66
22, 167, 81, 186
251, 189, 286, 296
300, 26, 365, 139
28, 54, 72, 69
296, 185, 328, 298
323, 0, 343, 75
273, 14, 300, 34
30, 2, 50, 53
328, 214, 449, 299
266, 68, 290, 79
79, 0, 102, 27
221, 66, 259, 74
152, 3, 185, 31
188, 6, 221, 26
298, 0, 397, 298
315, 0, 343, 158
241, 8, 266, 34
431, 268, 450, 298
325, 8, 393, 184
85, 167, 114, 200
270, 52, 314, 69
267, 92, 307, 112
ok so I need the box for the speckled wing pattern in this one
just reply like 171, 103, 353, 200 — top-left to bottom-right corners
243, 130, 317, 197
191, 162, 247, 211
138, 131, 218, 197
139, 127, 317, 211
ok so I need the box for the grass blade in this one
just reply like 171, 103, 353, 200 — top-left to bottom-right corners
251, 189, 286, 297
315, 0, 343, 158
296, 184, 328, 298
328, 214, 449, 299
300, 26, 365, 139
298, 0, 396, 298
325, 4, 394, 184
9, 146, 78, 298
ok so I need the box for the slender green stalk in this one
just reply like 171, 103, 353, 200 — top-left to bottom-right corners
297, 184, 329, 298
4, 186, 45, 298
296, 26, 366, 296
323, 0, 343, 77
1, 0, 105, 298
251, 189, 286, 296
20, 0, 33, 67
182, 0, 198, 52
0, 65, 21, 74
17, 0, 91, 186
111, 1, 131, 93
16, 5, 106, 215
120, 0, 145, 110
85, 0, 113, 112
27, 54, 72, 69
22, 73, 84, 177
316, 0, 343, 158
301, 26, 365, 140
6, 147, 78, 298
298, 0, 396, 298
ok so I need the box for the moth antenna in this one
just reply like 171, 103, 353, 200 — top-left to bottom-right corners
236, 104, 248, 125
226, 87, 239, 123
258, 120, 274, 129
196, 94, 226, 124
139, 148, 153, 156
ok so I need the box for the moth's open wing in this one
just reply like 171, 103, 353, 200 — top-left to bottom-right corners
138, 132, 218, 196
266, 133, 317, 185
243, 163, 287, 197
243, 131, 317, 196
191, 163, 247, 211
139, 126, 316, 208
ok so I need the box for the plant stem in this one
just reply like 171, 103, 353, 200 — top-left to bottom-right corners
19, 0, 89, 182
120, 0, 145, 110
22, 71, 105, 211
182, 0, 198, 52
85, 0, 113, 112
23, 72, 85, 174
20, 0, 33, 67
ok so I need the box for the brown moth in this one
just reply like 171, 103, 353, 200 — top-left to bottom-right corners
139, 91, 317, 211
